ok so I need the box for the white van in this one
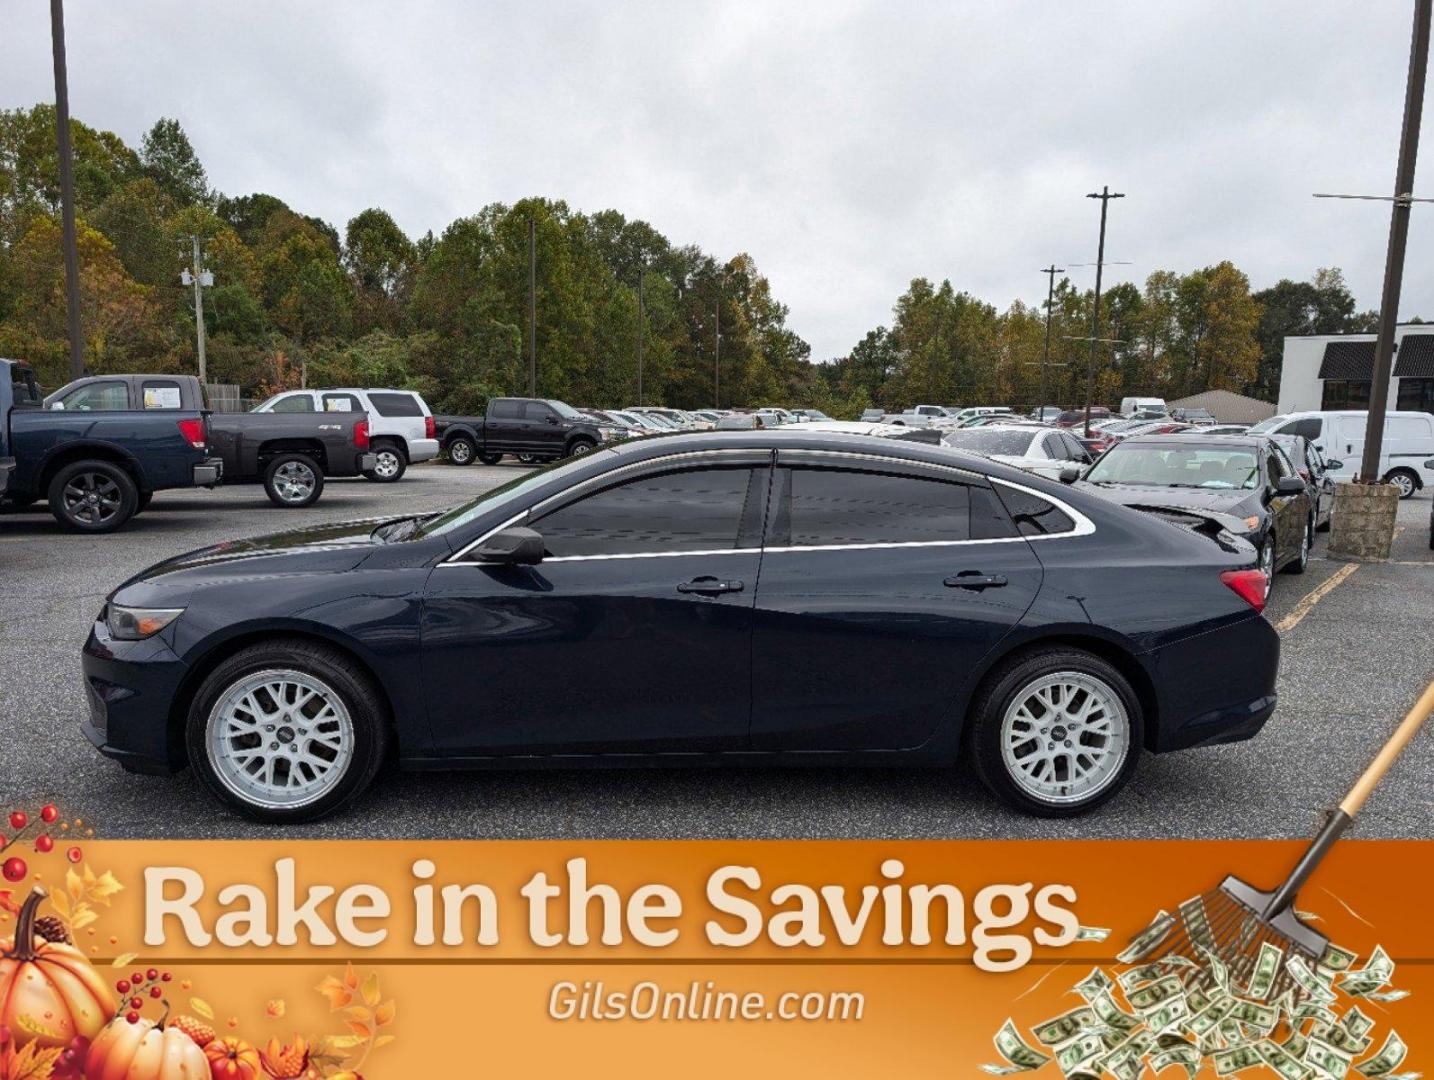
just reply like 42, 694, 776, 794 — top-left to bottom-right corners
1248, 410, 1434, 498
1120, 396, 1167, 417
255, 387, 440, 482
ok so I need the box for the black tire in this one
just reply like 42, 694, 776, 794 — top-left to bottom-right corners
446, 436, 476, 466
47, 460, 138, 534
516, 453, 542, 465
263, 454, 324, 508
186, 639, 389, 824
967, 647, 1144, 816
566, 437, 597, 458
1284, 516, 1312, 574
363, 441, 407, 483
1258, 534, 1276, 599
477, 452, 503, 466
1383, 468, 1418, 500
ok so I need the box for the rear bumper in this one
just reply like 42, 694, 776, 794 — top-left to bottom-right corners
408, 438, 440, 463
193, 457, 223, 487
81, 618, 187, 775
1146, 613, 1281, 752
357, 452, 377, 473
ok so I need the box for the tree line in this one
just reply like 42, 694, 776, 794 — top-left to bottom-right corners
0, 105, 1383, 417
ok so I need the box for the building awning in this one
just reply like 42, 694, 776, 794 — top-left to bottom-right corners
1394, 332, 1434, 377
1318, 340, 1374, 380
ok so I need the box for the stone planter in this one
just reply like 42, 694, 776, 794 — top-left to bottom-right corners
1327, 481, 1401, 561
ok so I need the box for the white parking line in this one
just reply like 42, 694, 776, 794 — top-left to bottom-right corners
1275, 563, 1358, 634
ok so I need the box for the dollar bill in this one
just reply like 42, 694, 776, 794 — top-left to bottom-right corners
1246, 941, 1285, 1001
1090, 991, 1141, 1034
1034, 1006, 1099, 1047
1146, 997, 1191, 1034
1307, 1037, 1354, 1079
1118, 911, 1176, 965
1342, 1008, 1376, 1041
1213, 1044, 1263, 1075
1151, 1044, 1200, 1078
1313, 1020, 1373, 1056
1056, 1033, 1107, 1076
1076, 925, 1112, 942
1128, 975, 1185, 1014
985, 1019, 1053, 1074
1288, 955, 1339, 1005
1120, 963, 1169, 992
1200, 945, 1233, 994
1362, 989, 1409, 1004
1355, 1032, 1407, 1078
1259, 1039, 1313, 1080
1228, 999, 1279, 1033
1295, 1001, 1339, 1028
1283, 1031, 1310, 1059
1187, 997, 1237, 1039
1319, 943, 1358, 973
1074, 967, 1115, 1002
1340, 947, 1394, 997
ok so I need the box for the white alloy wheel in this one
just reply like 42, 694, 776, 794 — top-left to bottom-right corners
999, 672, 1131, 805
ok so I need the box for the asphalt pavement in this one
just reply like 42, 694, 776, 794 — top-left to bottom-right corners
1, 463, 1430, 840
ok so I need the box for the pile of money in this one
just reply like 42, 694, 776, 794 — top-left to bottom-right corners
983, 906, 1415, 1080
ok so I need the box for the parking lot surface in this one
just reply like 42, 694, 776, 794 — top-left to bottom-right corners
2, 464, 1430, 840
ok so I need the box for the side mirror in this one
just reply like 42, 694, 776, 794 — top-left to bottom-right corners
1059, 465, 1082, 484
469, 526, 545, 565
1424, 458, 1434, 469
1276, 476, 1307, 495
1326, 460, 1344, 471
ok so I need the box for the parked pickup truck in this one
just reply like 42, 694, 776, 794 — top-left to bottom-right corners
44, 374, 375, 508
2, 359, 220, 532
435, 397, 619, 465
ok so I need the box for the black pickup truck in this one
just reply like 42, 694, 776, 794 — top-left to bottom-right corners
2, 359, 221, 532
435, 397, 619, 465
44, 374, 374, 508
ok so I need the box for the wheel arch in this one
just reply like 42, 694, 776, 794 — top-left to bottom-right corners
442, 425, 479, 448
36, 441, 144, 495
257, 439, 328, 470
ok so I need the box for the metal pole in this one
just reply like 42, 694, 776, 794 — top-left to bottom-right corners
527, 215, 537, 396
50, 0, 84, 381
1084, 186, 1124, 436
1040, 265, 1064, 413
714, 296, 721, 409
636, 269, 645, 406
1363, 0, 1431, 483
190, 235, 207, 384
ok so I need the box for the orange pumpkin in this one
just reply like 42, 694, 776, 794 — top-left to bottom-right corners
0, 887, 114, 1050
204, 1036, 261, 1080
84, 1015, 209, 1080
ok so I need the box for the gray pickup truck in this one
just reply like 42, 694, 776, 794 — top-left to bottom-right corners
44, 374, 374, 507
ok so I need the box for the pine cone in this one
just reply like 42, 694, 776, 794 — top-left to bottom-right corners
33, 915, 70, 944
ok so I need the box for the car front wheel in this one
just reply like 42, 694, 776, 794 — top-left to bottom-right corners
187, 640, 388, 823
968, 648, 1143, 816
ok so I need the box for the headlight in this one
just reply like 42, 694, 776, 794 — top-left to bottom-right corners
1242, 516, 1260, 532
105, 604, 184, 640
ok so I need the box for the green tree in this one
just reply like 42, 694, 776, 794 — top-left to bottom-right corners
344, 208, 415, 333
140, 118, 209, 207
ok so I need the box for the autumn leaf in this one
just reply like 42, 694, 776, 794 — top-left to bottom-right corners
110, 952, 138, 968
0, 890, 19, 917
360, 972, 381, 1008
373, 1034, 396, 1049
2, 1041, 65, 1080
344, 1020, 372, 1040
190, 997, 215, 1020
315, 975, 353, 1010
342, 963, 359, 990
265, 999, 285, 1019
374, 1000, 396, 1027
342, 1006, 371, 1025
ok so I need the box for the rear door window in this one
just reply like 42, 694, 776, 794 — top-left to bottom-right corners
369, 392, 423, 418
778, 468, 971, 546
490, 399, 522, 419
994, 487, 1077, 536
140, 380, 183, 409
322, 393, 360, 412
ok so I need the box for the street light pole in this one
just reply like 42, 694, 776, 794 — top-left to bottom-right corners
714, 290, 722, 410
636, 267, 645, 407
1084, 186, 1124, 436
527, 215, 537, 397
1039, 264, 1064, 412
49, 0, 84, 381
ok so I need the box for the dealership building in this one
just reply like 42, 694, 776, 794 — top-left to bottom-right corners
1279, 326, 1434, 415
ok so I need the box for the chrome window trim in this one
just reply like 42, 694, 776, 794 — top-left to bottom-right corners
773, 447, 984, 483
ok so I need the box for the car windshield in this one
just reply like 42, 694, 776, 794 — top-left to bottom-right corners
1246, 415, 1285, 434
942, 430, 1038, 455
415, 455, 598, 539
548, 400, 583, 420
1085, 444, 1260, 489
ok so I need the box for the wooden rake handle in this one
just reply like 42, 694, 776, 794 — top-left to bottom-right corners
1339, 677, 1434, 818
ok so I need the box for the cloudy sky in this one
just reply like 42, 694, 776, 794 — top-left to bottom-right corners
5, 1, 1433, 358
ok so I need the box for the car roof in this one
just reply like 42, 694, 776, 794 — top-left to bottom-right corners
1114, 433, 1272, 449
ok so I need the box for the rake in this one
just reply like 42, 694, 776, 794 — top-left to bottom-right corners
1137, 678, 1434, 1002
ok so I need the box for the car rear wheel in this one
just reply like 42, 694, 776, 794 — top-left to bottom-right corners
516, 453, 543, 465
263, 454, 324, 508
363, 442, 407, 483
447, 437, 476, 466
187, 640, 388, 823
1384, 468, 1418, 499
477, 451, 503, 465
968, 648, 1142, 816
1284, 517, 1311, 574
47, 460, 138, 534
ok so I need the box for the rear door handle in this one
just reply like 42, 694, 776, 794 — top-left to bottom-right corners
944, 571, 1008, 590
677, 576, 745, 595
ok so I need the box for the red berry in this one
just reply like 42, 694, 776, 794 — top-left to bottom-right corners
150, 986, 162, 999
1, 857, 26, 882
146, 968, 159, 981
35, 834, 54, 853
8, 812, 26, 831
66, 846, 82, 864
41, 805, 59, 824
161, 972, 172, 982
131, 972, 143, 986
129, 997, 143, 1010
116, 980, 130, 994
126, 1011, 139, 1024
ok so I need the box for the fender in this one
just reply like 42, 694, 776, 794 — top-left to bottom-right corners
31, 437, 148, 493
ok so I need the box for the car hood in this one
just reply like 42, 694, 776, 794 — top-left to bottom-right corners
1076, 481, 1260, 516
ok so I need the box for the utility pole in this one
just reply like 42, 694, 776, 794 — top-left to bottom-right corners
1039, 264, 1064, 412
635, 267, 645, 406
1083, 186, 1125, 436
527, 215, 537, 396
180, 236, 212, 384
50, 0, 84, 381
713, 296, 721, 409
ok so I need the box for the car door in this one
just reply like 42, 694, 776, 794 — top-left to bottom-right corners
522, 400, 565, 454
52, 379, 129, 412
420, 456, 769, 755
748, 451, 1043, 752
1265, 446, 1306, 564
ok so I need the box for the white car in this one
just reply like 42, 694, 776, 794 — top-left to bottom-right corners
254, 387, 439, 482
1248, 409, 1434, 498
940, 424, 1093, 480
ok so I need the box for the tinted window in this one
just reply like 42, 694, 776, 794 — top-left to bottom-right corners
785, 469, 970, 546
270, 395, 314, 413
10, 365, 42, 408
535, 468, 755, 558
1061, 433, 1091, 462
1278, 418, 1322, 440
369, 392, 423, 417
524, 401, 555, 421
491, 399, 522, 419
996, 487, 1076, 536
941, 430, 1038, 455
58, 381, 129, 411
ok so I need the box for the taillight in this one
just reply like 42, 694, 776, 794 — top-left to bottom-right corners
1220, 569, 1268, 613
353, 420, 370, 449
1298, 468, 1310, 481
177, 417, 205, 449
425, 415, 436, 439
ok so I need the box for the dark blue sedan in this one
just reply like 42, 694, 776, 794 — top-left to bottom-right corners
82, 430, 1279, 822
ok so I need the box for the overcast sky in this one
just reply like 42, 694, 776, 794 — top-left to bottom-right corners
5, 1, 1433, 359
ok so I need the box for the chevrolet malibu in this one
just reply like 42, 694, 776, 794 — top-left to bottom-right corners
82, 431, 1280, 823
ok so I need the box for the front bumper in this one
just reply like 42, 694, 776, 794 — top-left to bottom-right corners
81, 617, 189, 775
408, 438, 441, 463
193, 457, 223, 487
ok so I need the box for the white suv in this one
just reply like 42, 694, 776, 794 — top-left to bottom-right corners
255, 388, 439, 482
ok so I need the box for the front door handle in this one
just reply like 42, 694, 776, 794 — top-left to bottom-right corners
677, 576, 745, 595
944, 571, 1008, 590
